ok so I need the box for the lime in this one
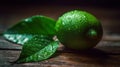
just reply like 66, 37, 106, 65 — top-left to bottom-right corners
55, 10, 103, 50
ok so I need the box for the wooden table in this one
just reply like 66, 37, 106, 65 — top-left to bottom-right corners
0, 4, 120, 67
0, 35, 120, 67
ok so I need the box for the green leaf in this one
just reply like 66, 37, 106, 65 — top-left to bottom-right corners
16, 35, 59, 63
3, 15, 56, 45
4, 34, 33, 44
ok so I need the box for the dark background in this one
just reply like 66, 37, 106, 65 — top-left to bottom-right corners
0, 0, 120, 7
0, 0, 120, 35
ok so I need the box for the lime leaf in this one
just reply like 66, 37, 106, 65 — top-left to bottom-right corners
16, 35, 59, 63
3, 15, 56, 45
4, 34, 33, 44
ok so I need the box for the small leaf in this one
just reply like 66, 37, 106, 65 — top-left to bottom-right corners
3, 15, 56, 44
16, 35, 59, 63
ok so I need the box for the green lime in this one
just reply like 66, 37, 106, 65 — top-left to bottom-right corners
55, 10, 103, 50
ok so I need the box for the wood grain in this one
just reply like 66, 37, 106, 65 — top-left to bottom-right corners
0, 36, 120, 67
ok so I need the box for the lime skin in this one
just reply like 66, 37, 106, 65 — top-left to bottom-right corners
55, 10, 103, 50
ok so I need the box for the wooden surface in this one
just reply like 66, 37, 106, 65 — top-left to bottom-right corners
0, 3, 120, 67
0, 36, 120, 67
